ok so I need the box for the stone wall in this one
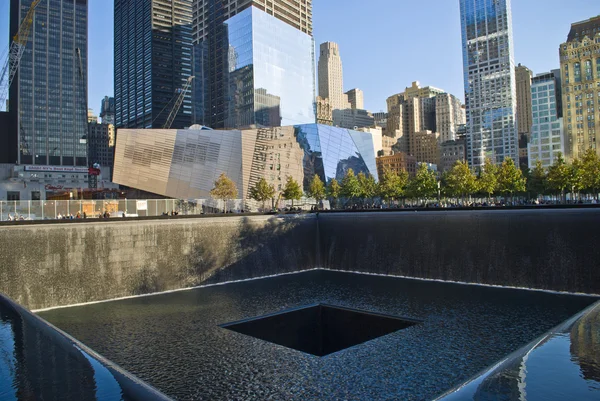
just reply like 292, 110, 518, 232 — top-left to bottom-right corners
0, 215, 317, 310
318, 209, 600, 294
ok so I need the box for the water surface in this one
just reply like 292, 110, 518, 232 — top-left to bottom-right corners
39, 270, 597, 401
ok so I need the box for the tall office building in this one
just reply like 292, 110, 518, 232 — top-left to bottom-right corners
318, 42, 350, 111
88, 121, 115, 173
459, 0, 518, 167
528, 70, 564, 169
5, 0, 88, 166
193, 0, 315, 129
192, 0, 312, 43
114, 0, 193, 129
99, 96, 115, 125
559, 15, 600, 160
345, 88, 364, 110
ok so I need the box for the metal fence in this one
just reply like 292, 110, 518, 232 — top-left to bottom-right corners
0, 197, 319, 221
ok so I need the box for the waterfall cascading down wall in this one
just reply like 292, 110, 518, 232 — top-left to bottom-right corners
0, 209, 599, 310
0, 215, 318, 310
317, 209, 600, 294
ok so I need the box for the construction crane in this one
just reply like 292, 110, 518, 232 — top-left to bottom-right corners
0, 0, 40, 111
163, 76, 194, 129
76, 48, 84, 79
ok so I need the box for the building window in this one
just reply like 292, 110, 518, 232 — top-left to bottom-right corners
574, 62, 582, 83
7, 191, 20, 201
31, 191, 41, 201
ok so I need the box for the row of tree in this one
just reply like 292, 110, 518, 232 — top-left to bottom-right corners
210, 148, 600, 209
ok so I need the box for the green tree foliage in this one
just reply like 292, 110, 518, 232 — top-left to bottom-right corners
327, 178, 341, 209
580, 148, 600, 196
210, 173, 238, 212
407, 163, 438, 201
496, 157, 526, 199
445, 160, 478, 200
249, 177, 275, 211
527, 160, 547, 197
308, 174, 326, 205
282, 176, 303, 207
477, 157, 498, 199
357, 172, 377, 203
571, 158, 585, 197
378, 167, 409, 203
340, 168, 362, 202
547, 152, 572, 202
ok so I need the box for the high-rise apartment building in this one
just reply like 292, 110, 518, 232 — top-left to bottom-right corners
386, 82, 445, 138
515, 64, 533, 136
318, 42, 350, 111
435, 93, 466, 143
559, 15, 600, 159
100, 96, 115, 125
528, 70, 564, 169
193, 0, 314, 129
515, 64, 533, 168
345, 89, 364, 110
332, 109, 374, 130
114, 0, 193, 129
459, 0, 518, 167
5, 0, 88, 167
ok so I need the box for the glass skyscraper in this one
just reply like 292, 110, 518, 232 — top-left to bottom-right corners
528, 70, 564, 169
10, 0, 88, 167
459, 0, 518, 167
114, 0, 193, 129
194, 3, 315, 129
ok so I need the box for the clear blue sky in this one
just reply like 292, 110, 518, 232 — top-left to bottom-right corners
1, 0, 599, 115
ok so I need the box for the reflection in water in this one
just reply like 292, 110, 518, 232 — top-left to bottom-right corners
570, 305, 600, 382
0, 302, 98, 400
0, 297, 171, 401
436, 303, 600, 401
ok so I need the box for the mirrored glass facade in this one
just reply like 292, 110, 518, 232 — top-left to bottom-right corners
13, 0, 88, 166
113, 124, 377, 199
459, 0, 518, 167
194, 6, 315, 129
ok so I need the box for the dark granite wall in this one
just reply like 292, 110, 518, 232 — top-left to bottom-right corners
1, 209, 599, 310
318, 209, 600, 294
0, 215, 318, 310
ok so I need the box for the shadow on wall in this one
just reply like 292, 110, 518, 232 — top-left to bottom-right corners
128, 216, 318, 295
187, 216, 317, 285
0, 215, 317, 310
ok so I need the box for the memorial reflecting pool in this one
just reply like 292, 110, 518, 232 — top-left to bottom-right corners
38, 270, 598, 401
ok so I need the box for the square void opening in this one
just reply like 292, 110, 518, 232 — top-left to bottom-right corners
220, 303, 421, 357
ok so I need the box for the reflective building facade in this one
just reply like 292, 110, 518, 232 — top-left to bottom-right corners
113, 124, 378, 199
459, 0, 518, 167
9, 0, 88, 166
194, 6, 315, 129
114, 0, 193, 129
